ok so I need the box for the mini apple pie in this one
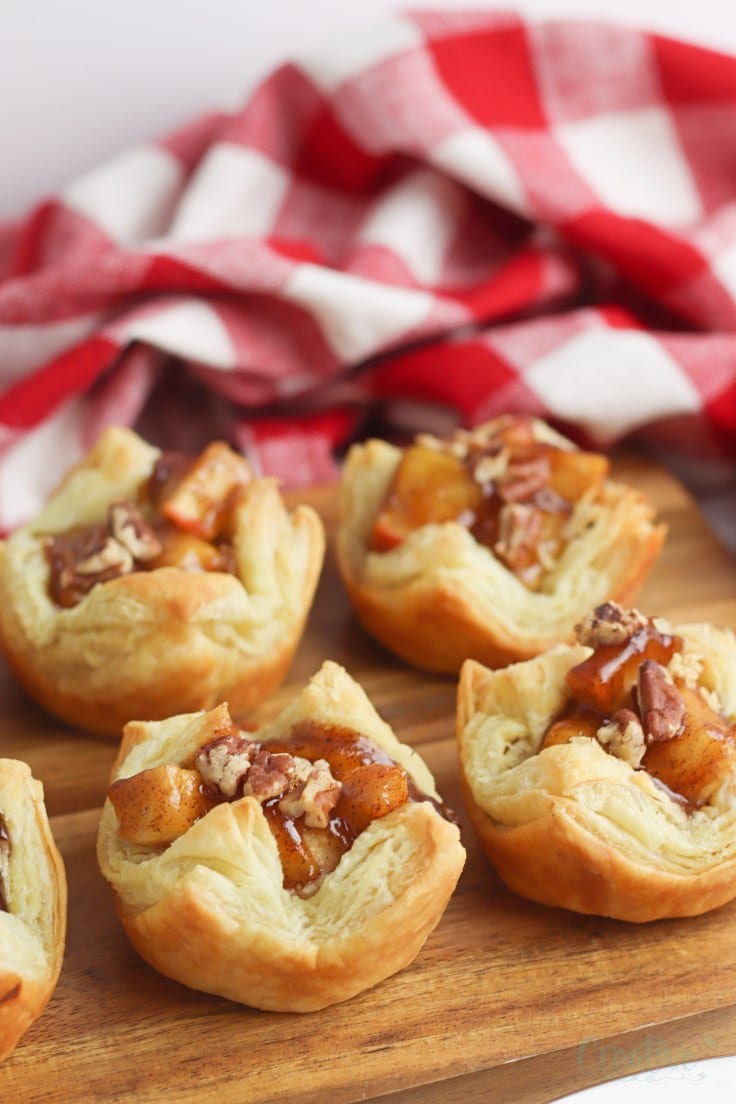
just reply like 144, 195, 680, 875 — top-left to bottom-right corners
0, 759, 66, 1060
336, 415, 664, 672
457, 602, 736, 921
0, 427, 325, 736
96, 662, 465, 1011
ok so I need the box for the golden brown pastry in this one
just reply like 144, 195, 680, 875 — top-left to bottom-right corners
336, 415, 664, 673
0, 759, 66, 1060
456, 602, 736, 921
0, 427, 325, 736
97, 661, 465, 1011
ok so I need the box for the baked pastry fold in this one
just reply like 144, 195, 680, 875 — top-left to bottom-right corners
337, 417, 664, 673
0, 427, 325, 736
0, 760, 66, 1060
97, 661, 465, 1011
456, 614, 736, 921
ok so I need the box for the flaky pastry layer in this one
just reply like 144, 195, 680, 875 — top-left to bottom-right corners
97, 661, 466, 1011
337, 428, 664, 673
0, 759, 66, 1061
0, 427, 325, 736
456, 625, 736, 921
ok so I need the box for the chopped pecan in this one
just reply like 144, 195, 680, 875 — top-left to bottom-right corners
196, 733, 299, 804
494, 503, 543, 580
277, 759, 342, 829
109, 501, 163, 562
195, 733, 257, 798
46, 524, 136, 606
196, 733, 342, 822
597, 709, 647, 768
496, 454, 551, 503
75, 536, 133, 577
637, 660, 686, 743
575, 603, 648, 648
242, 749, 296, 802
470, 445, 510, 487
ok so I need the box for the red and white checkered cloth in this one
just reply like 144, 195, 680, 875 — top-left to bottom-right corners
2, 10, 736, 539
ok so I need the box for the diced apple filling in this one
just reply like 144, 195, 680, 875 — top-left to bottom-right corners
108, 766, 217, 847
370, 416, 609, 589
45, 441, 251, 607
540, 603, 736, 808
108, 718, 436, 893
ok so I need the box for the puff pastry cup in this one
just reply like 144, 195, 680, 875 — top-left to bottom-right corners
336, 415, 664, 673
0, 759, 66, 1061
96, 661, 465, 1011
456, 602, 736, 922
0, 426, 325, 736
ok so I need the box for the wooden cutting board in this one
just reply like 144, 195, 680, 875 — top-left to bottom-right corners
2, 456, 736, 1104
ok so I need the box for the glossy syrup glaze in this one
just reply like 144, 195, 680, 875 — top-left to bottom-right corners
371, 417, 608, 588
542, 619, 736, 810
45, 442, 249, 607
260, 721, 451, 892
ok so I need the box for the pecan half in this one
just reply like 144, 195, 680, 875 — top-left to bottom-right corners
575, 603, 648, 648
637, 660, 686, 743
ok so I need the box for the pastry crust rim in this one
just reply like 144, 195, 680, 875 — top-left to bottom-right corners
456, 634, 736, 923
336, 432, 665, 674
97, 662, 466, 1011
0, 427, 326, 736
0, 759, 67, 1062
113, 798, 463, 1012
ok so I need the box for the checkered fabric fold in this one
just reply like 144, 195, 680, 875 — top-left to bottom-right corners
2, 9, 736, 533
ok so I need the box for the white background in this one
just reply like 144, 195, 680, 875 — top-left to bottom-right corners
3, 0, 736, 219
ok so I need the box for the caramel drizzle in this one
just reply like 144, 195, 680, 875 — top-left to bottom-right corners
544, 620, 736, 812
208, 721, 455, 892
44, 448, 242, 608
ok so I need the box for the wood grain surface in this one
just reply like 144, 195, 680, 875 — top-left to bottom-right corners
1, 456, 736, 1104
